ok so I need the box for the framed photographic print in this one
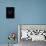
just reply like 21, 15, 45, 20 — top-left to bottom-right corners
6, 7, 15, 18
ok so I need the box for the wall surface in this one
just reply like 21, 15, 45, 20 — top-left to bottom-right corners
0, 0, 46, 46
16, 0, 46, 24
0, 0, 17, 44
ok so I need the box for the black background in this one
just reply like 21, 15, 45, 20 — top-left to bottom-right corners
6, 7, 15, 18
